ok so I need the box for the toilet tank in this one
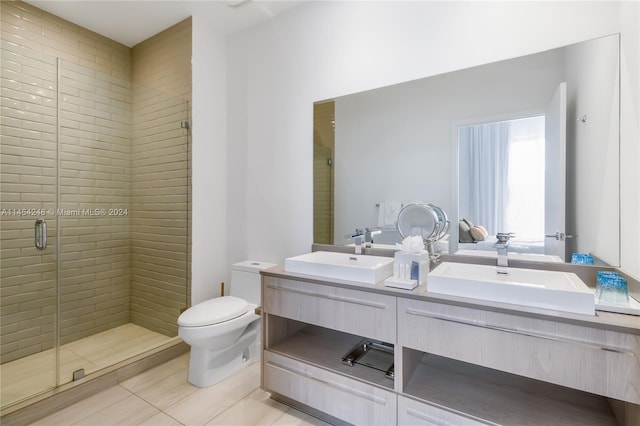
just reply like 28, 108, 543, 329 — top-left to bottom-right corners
230, 260, 277, 304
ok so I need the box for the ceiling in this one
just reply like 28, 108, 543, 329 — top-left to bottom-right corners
25, 0, 304, 47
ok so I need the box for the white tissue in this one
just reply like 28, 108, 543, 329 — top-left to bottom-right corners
396, 235, 424, 254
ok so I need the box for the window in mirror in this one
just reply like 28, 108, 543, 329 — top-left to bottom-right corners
458, 115, 546, 252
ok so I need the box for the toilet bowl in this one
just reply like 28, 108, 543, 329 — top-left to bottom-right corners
178, 260, 276, 388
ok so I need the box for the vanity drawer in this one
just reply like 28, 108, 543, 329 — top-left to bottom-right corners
398, 298, 640, 404
398, 395, 488, 426
263, 351, 396, 426
263, 276, 396, 343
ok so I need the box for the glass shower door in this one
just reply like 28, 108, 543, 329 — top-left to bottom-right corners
1, 33, 190, 412
54, 58, 134, 381
0, 42, 59, 408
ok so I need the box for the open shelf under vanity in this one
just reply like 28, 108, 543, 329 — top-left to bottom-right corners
265, 318, 394, 391
402, 349, 619, 425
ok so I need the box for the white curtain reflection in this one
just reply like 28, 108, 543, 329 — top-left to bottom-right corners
458, 116, 545, 240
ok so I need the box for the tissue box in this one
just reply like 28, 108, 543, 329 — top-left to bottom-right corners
384, 277, 418, 290
394, 250, 429, 285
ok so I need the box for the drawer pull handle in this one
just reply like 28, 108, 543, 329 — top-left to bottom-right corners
405, 308, 635, 356
406, 408, 449, 426
266, 284, 388, 310
406, 404, 499, 426
267, 360, 388, 406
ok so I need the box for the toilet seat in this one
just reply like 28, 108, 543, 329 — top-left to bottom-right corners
178, 296, 249, 327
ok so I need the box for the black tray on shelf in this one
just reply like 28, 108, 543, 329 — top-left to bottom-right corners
341, 339, 394, 380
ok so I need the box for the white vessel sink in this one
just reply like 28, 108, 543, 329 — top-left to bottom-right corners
428, 262, 595, 315
455, 249, 564, 263
284, 251, 394, 284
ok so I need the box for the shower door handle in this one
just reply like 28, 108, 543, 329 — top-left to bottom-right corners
34, 218, 47, 251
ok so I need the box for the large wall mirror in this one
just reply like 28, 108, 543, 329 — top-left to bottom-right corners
313, 34, 620, 266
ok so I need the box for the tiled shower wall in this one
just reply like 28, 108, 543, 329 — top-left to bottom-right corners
313, 101, 335, 245
0, 0, 132, 363
130, 19, 191, 337
57, 59, 132, 345
0, 1, 191, 363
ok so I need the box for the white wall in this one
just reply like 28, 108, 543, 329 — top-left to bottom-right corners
565, 35, 620, 266
221, 1, 638, 287
191, 16, 228, 304
619, 1, 640, 280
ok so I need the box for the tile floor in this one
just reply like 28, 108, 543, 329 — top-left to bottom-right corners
1, 324, 175, 408
29, 352, 328, 426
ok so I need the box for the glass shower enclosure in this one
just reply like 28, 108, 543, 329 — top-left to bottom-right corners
0, 42, 190, 410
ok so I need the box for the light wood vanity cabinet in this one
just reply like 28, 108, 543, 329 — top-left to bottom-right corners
262, 275, 397, 425
397, 395, 495, 426
398, 298, 640, 405
261, 270, 640, 426
264, 351, 397, 425
263, 276, 396, 343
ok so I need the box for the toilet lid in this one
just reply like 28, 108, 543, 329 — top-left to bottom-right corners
177, 296, 249, 327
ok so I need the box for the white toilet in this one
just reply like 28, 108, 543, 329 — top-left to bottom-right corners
178, 260, 275, 388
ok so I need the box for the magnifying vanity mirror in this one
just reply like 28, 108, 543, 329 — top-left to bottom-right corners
313, 34, 620, 266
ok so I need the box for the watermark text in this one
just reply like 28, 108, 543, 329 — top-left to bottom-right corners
1, 208, 129, 217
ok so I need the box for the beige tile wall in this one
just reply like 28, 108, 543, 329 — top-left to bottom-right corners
0, 1, 131, 80
130, 18, 192, 336
57, 59, 132, 345
313, 101, 335, 245
1, 1, 192, 361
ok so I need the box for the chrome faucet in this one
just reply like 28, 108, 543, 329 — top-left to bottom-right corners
364, 227, 382, 248
348, 229, 365, 254
495, 232, 513, 274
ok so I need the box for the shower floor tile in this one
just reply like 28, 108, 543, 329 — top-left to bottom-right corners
62, 323, 175, 373
1, 349, 58, 407
1, 323, 174, 409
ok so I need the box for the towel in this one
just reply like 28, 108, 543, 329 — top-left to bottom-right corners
377, 201, 403, 227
